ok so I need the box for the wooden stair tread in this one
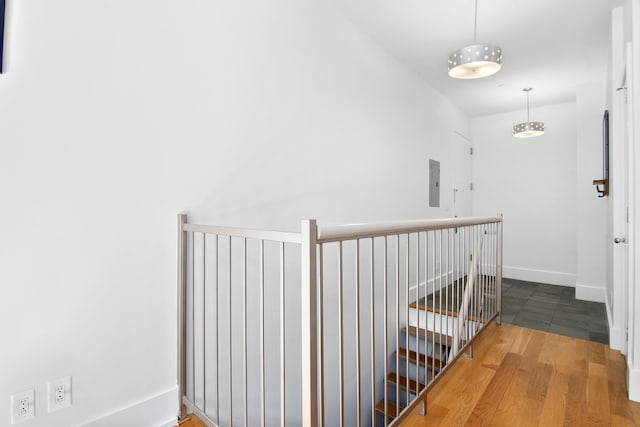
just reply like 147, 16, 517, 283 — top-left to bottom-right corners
397, 347, 445, 370
404, 325, 454, 345
409, 302, 489, 324
410, 302, 458, 317
386, 372, 425, 392
375, 400, 403, 418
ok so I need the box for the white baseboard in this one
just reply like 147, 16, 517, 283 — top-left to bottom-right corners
160, 419, 179, 427
628, 362, 640, 402
80, 386, 178, 427
605, 292, 626, 352
575, 283, 606, 303
503, 266, 576, 287
609, 326, 626, 352
605, 292, 613, 327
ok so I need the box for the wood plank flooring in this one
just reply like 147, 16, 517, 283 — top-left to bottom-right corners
179, 323, 640, 427
178, 415, 207, 427
401, 322, 640, 426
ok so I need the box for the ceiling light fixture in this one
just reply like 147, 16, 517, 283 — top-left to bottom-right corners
513, 88, 544, 138
448, 0, 502, 79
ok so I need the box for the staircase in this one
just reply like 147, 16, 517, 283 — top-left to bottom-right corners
177, 215, 503, 427
375, 275, 496, 425
374, 305, 453, 424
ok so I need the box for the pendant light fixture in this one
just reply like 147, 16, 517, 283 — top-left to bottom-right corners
448, 0, 502, 79
513, 88, 545, 138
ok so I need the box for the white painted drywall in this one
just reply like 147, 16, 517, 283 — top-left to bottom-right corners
0, 0, 469, 425
471, 103, 578, 287
575, 81, 608, 303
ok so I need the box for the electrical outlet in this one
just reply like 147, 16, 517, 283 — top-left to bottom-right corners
18, 398, 28, 416
47, 376, 72, 413
10, 389, 35, 424
55, 385, 65, 403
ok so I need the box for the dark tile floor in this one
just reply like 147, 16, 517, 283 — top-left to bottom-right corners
501, 278, 609, 344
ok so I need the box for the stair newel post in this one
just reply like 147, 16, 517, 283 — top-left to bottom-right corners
301, 220, 319, 427
496, 214, 503, 326
177, 213, 188, 422
418, 396, 427, 417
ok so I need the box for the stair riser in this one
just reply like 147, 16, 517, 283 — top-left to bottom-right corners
408, 309, 482, 344
409, 307, 458, 337
400, 334, 432, 355
376, 413, 396, 427
402, 332, 451, 358
393, 365, 435, 389
383, 389, 415, 410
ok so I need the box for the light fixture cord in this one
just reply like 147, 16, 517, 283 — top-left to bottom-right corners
527, 91, 530, 122
473, 0, 478, 42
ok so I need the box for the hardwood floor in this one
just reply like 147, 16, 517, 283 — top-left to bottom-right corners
178, 415, 207, 427
401, 322, 640, 426
179, 323, 640, 427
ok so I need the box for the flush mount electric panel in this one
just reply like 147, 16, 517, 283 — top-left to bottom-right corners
429, 159, 440, 207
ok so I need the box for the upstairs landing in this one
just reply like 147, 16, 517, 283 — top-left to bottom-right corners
401, 322, 640, 426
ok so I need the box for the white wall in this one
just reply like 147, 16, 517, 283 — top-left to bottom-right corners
471, 103, 578, 287
575, 81, 608, 302
0, 1, 469, 425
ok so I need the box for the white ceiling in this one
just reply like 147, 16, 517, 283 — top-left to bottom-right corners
335, 0, 622, 117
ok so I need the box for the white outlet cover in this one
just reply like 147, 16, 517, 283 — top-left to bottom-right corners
47, 376, 72, 413
10, 389, 35, 424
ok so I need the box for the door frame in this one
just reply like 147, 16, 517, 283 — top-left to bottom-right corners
452, 130, 473, 218
611, 66, 629, 353
628, 7, 640, 399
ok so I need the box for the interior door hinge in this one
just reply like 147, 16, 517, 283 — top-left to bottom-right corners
470, 183, 474, 191
470, 147, 474, 155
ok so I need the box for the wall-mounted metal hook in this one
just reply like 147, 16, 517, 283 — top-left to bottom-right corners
593, 179, 608, 197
